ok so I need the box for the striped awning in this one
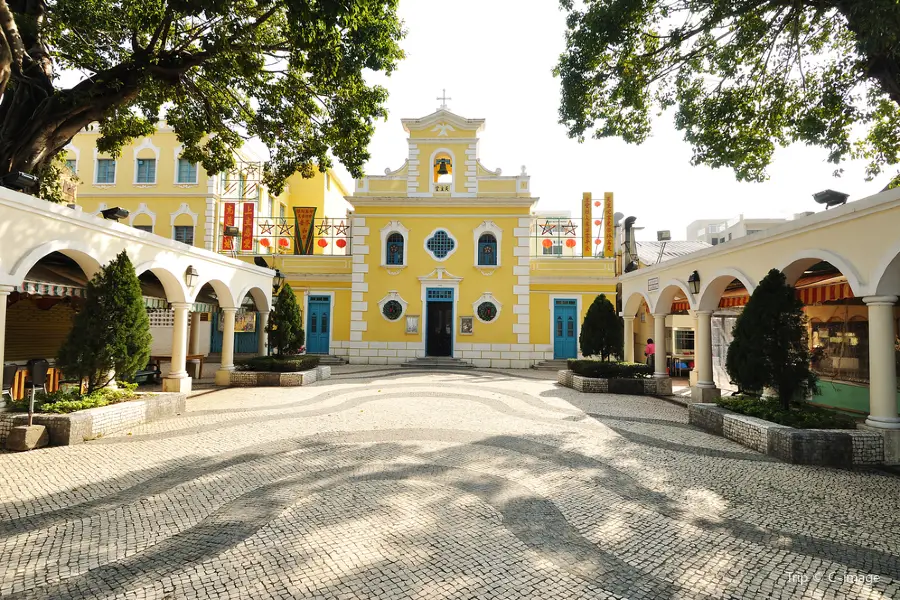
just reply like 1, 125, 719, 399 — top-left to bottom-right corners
15, 280, 86, 298
143, 296, 217, 313
668, 276, 854, 312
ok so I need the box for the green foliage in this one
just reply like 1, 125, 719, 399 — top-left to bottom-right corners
57, 252, 152, 394
556, 0, 900, 183
579, 294, 623, 360
0, 1, 405, 193
236, 355, 320, 373
266, 284, 305, 356
725, 269, 817, 409
568, 360, 652, 379
8, 383, 138, 415
717, 396, 856, 429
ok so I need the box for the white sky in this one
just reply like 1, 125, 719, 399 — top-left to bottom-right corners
329, 0, 891, 240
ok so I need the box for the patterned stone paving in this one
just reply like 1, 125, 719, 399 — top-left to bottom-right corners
1, 368, 898, 599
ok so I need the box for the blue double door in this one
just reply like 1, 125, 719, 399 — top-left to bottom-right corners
307, 295, 330, 354
553, 299, 578, 359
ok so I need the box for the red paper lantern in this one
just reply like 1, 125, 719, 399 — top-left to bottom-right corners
259, 238, 270, 247
595, 238, 602, 245
594, 201, 601, 207
594, 219, 601, 226
542, 239, 553, 248
336, 238, 347, 249
278, 238, 290, 248
565, 238, 577, 248
317, 238, 328, 248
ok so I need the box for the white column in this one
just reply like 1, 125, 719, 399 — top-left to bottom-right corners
623, 316, 635, 363
695, 310, 715, 387
188, 311, 201, 355
215, 308, 237, 385
653, 313, 667, 378
257, 311, 269, 356
163, 302, 192, 393
0, 286, 11, 370
864, 296, 900, 429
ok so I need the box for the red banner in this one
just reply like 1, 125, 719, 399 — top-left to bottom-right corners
582, 192, 592, 256
293, 206, 317, 255
241, 203, 255, 251
603, 192, 615, 258
222, 203, 235, 250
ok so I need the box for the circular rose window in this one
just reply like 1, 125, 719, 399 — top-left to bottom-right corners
383, 300, 403, 320
477, 301, 498, 322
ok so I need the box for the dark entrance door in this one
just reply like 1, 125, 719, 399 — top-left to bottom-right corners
426, 288, 453, 357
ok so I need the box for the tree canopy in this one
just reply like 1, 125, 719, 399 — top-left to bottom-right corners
0, 0, 404, 197
267, 283, 304, 356
580, 293, 623, 361
556, 0, 900, 184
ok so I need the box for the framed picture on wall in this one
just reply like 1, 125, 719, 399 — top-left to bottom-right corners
406, 315, 419, 335
460, 316, 474, 335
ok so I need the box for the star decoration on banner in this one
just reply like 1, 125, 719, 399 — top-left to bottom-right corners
541, 221, 557, 235
562, 220, 577, 236
259, 221, 275, 235
334, 221, 349, 236
317, 222, 331, 235
278, 221, 294, 235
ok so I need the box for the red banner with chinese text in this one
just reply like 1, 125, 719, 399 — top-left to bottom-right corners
582, 192, 592, 256
222, 203, 235, 250
241, 203, 255, 251
603, 192, 615, 258
293, 207, 317, 255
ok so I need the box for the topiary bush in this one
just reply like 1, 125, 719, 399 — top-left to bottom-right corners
236, 355, 321, 373
267, 283, 305, 356
567, 359, 652, 379
579, 293, 623, 360
57, 251, 151, 394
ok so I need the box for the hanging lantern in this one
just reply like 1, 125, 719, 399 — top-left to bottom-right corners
317, 238, 328, 248
542, 239, 553, 249
336, 238, 347, 249
595, 238, 602, 245
278, 238, 290, 248
259, 238, 271, 248
565, 238, 577, 248
594, 201, 601, 207
594, 219, 601, 226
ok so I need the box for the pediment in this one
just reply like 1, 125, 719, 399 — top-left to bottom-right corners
417, 267, 464, 283
402, 109, 485, 134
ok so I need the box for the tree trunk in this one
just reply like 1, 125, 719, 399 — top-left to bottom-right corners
836, 0, 900, 108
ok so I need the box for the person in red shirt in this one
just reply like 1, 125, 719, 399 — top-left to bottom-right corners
644, 338, 655, 369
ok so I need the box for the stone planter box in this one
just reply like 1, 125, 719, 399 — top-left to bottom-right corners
689, 403, 884, 467
557, 370, 672, 396
0, 392, 186, 446
229, 365, 331, 388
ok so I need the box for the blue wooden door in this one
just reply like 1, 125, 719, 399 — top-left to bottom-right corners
553, 300, 578, 359
307, 296, 330, 354
425, 288, 454, 357
210, 312, 260, 354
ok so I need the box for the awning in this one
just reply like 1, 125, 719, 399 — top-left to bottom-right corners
15, 280, 86, 298
143, 296, 217, 313
668, 274, 854, 312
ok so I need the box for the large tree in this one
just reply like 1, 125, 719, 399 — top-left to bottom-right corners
556, 1, 900, 184
579, 293, 623, 361
0, 0, 404, 198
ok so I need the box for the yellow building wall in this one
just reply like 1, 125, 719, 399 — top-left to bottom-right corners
361, 210, 526, 346
529, 285, 617, 349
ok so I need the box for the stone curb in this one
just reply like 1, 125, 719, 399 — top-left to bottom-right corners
557, 369, 672, 396
0, 392, 186, 446
688, 403, 884, 467
229, 365, 331, 388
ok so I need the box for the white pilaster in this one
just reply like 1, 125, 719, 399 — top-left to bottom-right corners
653, 313, 667, 378
163, 302, 192, 393
864, 296, 900, 429
216, 307, 237, 385
690, 310, 720, 402
349, 217, 368, 345
623, 316, 635, 363
188, 311, 201, 355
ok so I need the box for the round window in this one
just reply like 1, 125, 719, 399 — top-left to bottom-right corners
383, 300, 403, 321
477, 302, 498, 322
425, 229, 456, 259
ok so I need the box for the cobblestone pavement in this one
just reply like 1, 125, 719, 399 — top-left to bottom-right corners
1, 369, 899, 599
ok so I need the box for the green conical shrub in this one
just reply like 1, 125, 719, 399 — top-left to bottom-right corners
266, 284, 305, 356
58, 251, 151, 394
579, 293, 623, 360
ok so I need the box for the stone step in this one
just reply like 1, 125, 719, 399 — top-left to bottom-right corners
314, 355, 348, 365
531, 360, 568, 371
400, 357, 475, 369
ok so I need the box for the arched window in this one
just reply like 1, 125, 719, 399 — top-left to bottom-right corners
478, 233, 497, 266
386, 232, 404, 265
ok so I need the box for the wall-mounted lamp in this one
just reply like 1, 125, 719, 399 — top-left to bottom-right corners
687, 270, 701, 294
185, 265, 199, 288
273, 268, 285, 292
101, 207, 130, 221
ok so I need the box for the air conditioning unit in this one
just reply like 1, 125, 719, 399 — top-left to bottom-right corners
656, 230, 671, 241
